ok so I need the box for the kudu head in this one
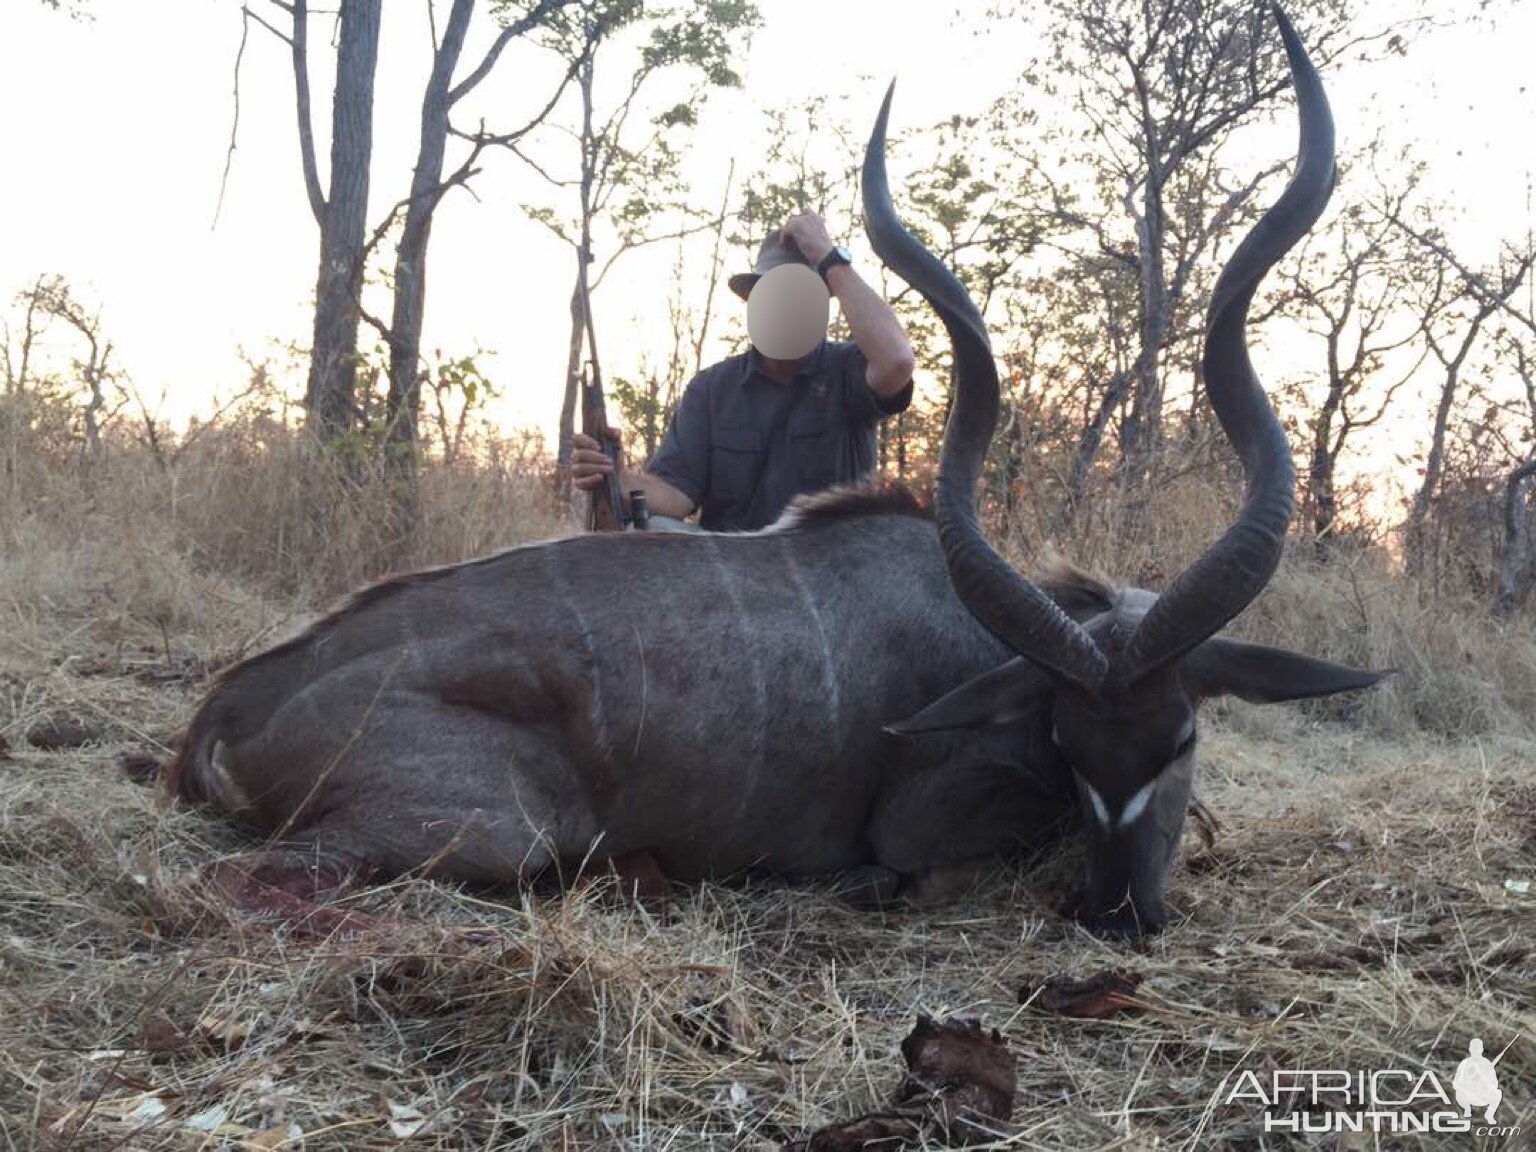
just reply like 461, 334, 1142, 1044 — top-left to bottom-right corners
866, 6, 1389, 937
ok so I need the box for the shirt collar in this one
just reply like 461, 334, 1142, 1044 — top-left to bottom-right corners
746, 339, 829, 381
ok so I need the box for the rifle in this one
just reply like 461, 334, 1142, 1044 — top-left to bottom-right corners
576, 240, 645, 532
581, 359, 628, 531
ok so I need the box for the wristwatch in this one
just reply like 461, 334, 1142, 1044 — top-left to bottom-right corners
816, 245, 853, 283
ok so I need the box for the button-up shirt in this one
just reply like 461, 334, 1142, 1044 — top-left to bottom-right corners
647, 341, 913, 531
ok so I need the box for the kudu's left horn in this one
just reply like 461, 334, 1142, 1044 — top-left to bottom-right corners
1118, 4, 1337, 683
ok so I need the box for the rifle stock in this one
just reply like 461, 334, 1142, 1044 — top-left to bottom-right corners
581, 364, 627, 532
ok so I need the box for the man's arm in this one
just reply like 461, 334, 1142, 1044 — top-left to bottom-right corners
573, 371, 712, 520
571, 436, 697, 519
781, 213, 916, 398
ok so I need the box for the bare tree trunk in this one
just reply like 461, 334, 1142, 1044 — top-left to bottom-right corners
1492, 458, 1536, 618
3, 280, 44, 499
80, 337, 109, 468
1068, 368, 1133, 512
1405, 359, 1460, 573
1406, 316, 1494, 567
1308, 340, 1346, 549
383, 0, 476, 524
303, 0, 381, 439
1120, 151, 1169, 488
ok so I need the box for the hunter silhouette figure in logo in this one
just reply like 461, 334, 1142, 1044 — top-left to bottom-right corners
1453, 1038, 1508, 1122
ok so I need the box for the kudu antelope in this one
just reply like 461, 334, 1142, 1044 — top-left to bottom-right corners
168, 7, 1383, 936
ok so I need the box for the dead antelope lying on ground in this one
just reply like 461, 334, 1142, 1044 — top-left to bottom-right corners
168, 6, 1384, 936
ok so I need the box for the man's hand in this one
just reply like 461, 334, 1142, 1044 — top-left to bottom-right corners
780, 212, 835, 267
571, 430, 617, 492
574, 433, 698, 519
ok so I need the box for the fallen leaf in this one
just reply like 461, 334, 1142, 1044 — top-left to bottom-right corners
1022, 969, 1145, 1019
141, 1013, 189, 1058
790, 1015, 1015, 1149
896, 1016, 1014, 1123
196, 1010, 252, 1050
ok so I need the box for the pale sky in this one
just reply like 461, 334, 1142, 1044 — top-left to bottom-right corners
1, 0, 1533, 473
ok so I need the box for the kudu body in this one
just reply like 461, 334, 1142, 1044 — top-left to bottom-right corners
171, 7, 1383, 934
170, 495, 1068, 895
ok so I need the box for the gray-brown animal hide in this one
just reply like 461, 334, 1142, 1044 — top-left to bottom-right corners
170, 490, 1073, 888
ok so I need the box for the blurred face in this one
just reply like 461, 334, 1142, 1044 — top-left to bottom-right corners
747, 263, 829, 360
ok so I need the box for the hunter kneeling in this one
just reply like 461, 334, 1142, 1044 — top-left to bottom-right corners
573, 212, 917, 530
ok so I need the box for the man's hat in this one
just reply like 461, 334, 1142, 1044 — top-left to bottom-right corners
728, 233, 811, 301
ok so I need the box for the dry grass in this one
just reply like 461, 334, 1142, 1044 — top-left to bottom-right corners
1, 415, 1533, 1149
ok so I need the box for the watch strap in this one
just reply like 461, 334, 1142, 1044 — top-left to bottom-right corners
816, 246, 852, 281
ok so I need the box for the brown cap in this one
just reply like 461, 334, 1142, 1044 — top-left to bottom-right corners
728, 232, 812, 301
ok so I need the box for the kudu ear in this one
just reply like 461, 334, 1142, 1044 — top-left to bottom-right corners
1182, 637, 1393, 704
886, 657, 1053, 735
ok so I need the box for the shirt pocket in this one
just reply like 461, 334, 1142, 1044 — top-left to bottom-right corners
789, 404, 839, 491
709, 423, 762, 502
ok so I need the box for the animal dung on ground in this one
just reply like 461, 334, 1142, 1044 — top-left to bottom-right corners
119, 750, 165, 783
788, 1015, 1016, 1149
1020, 968, 1145, 1019
26, 710, 107, 750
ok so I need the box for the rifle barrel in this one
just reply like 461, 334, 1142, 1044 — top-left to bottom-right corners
1490, 1035, 1519, 1066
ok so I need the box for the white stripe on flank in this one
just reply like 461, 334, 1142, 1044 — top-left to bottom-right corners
780, 535, 840, 733
1117, 779, 1156, 830
545, 547, 611, 759
709, 536, 767, 807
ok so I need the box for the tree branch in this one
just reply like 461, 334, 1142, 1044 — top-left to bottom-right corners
1387, 211, 1536, 338
448, 0, 572, 106
213, 7, 254, 229
289, 0, 327, 223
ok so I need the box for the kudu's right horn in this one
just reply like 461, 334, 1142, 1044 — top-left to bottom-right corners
862, 81, 1110, 697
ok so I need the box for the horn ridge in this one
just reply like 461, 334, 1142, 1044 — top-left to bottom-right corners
863, 81, 1110, 695
1119, 4, 1336, 683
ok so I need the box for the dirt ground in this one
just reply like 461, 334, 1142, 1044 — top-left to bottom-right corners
1, 604, 1533, 1150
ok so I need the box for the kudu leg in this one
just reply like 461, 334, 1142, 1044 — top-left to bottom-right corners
866, 758, 1076, 904
212, 704, 605, 913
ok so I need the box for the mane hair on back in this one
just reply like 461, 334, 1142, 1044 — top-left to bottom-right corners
774, 482, 931, 529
